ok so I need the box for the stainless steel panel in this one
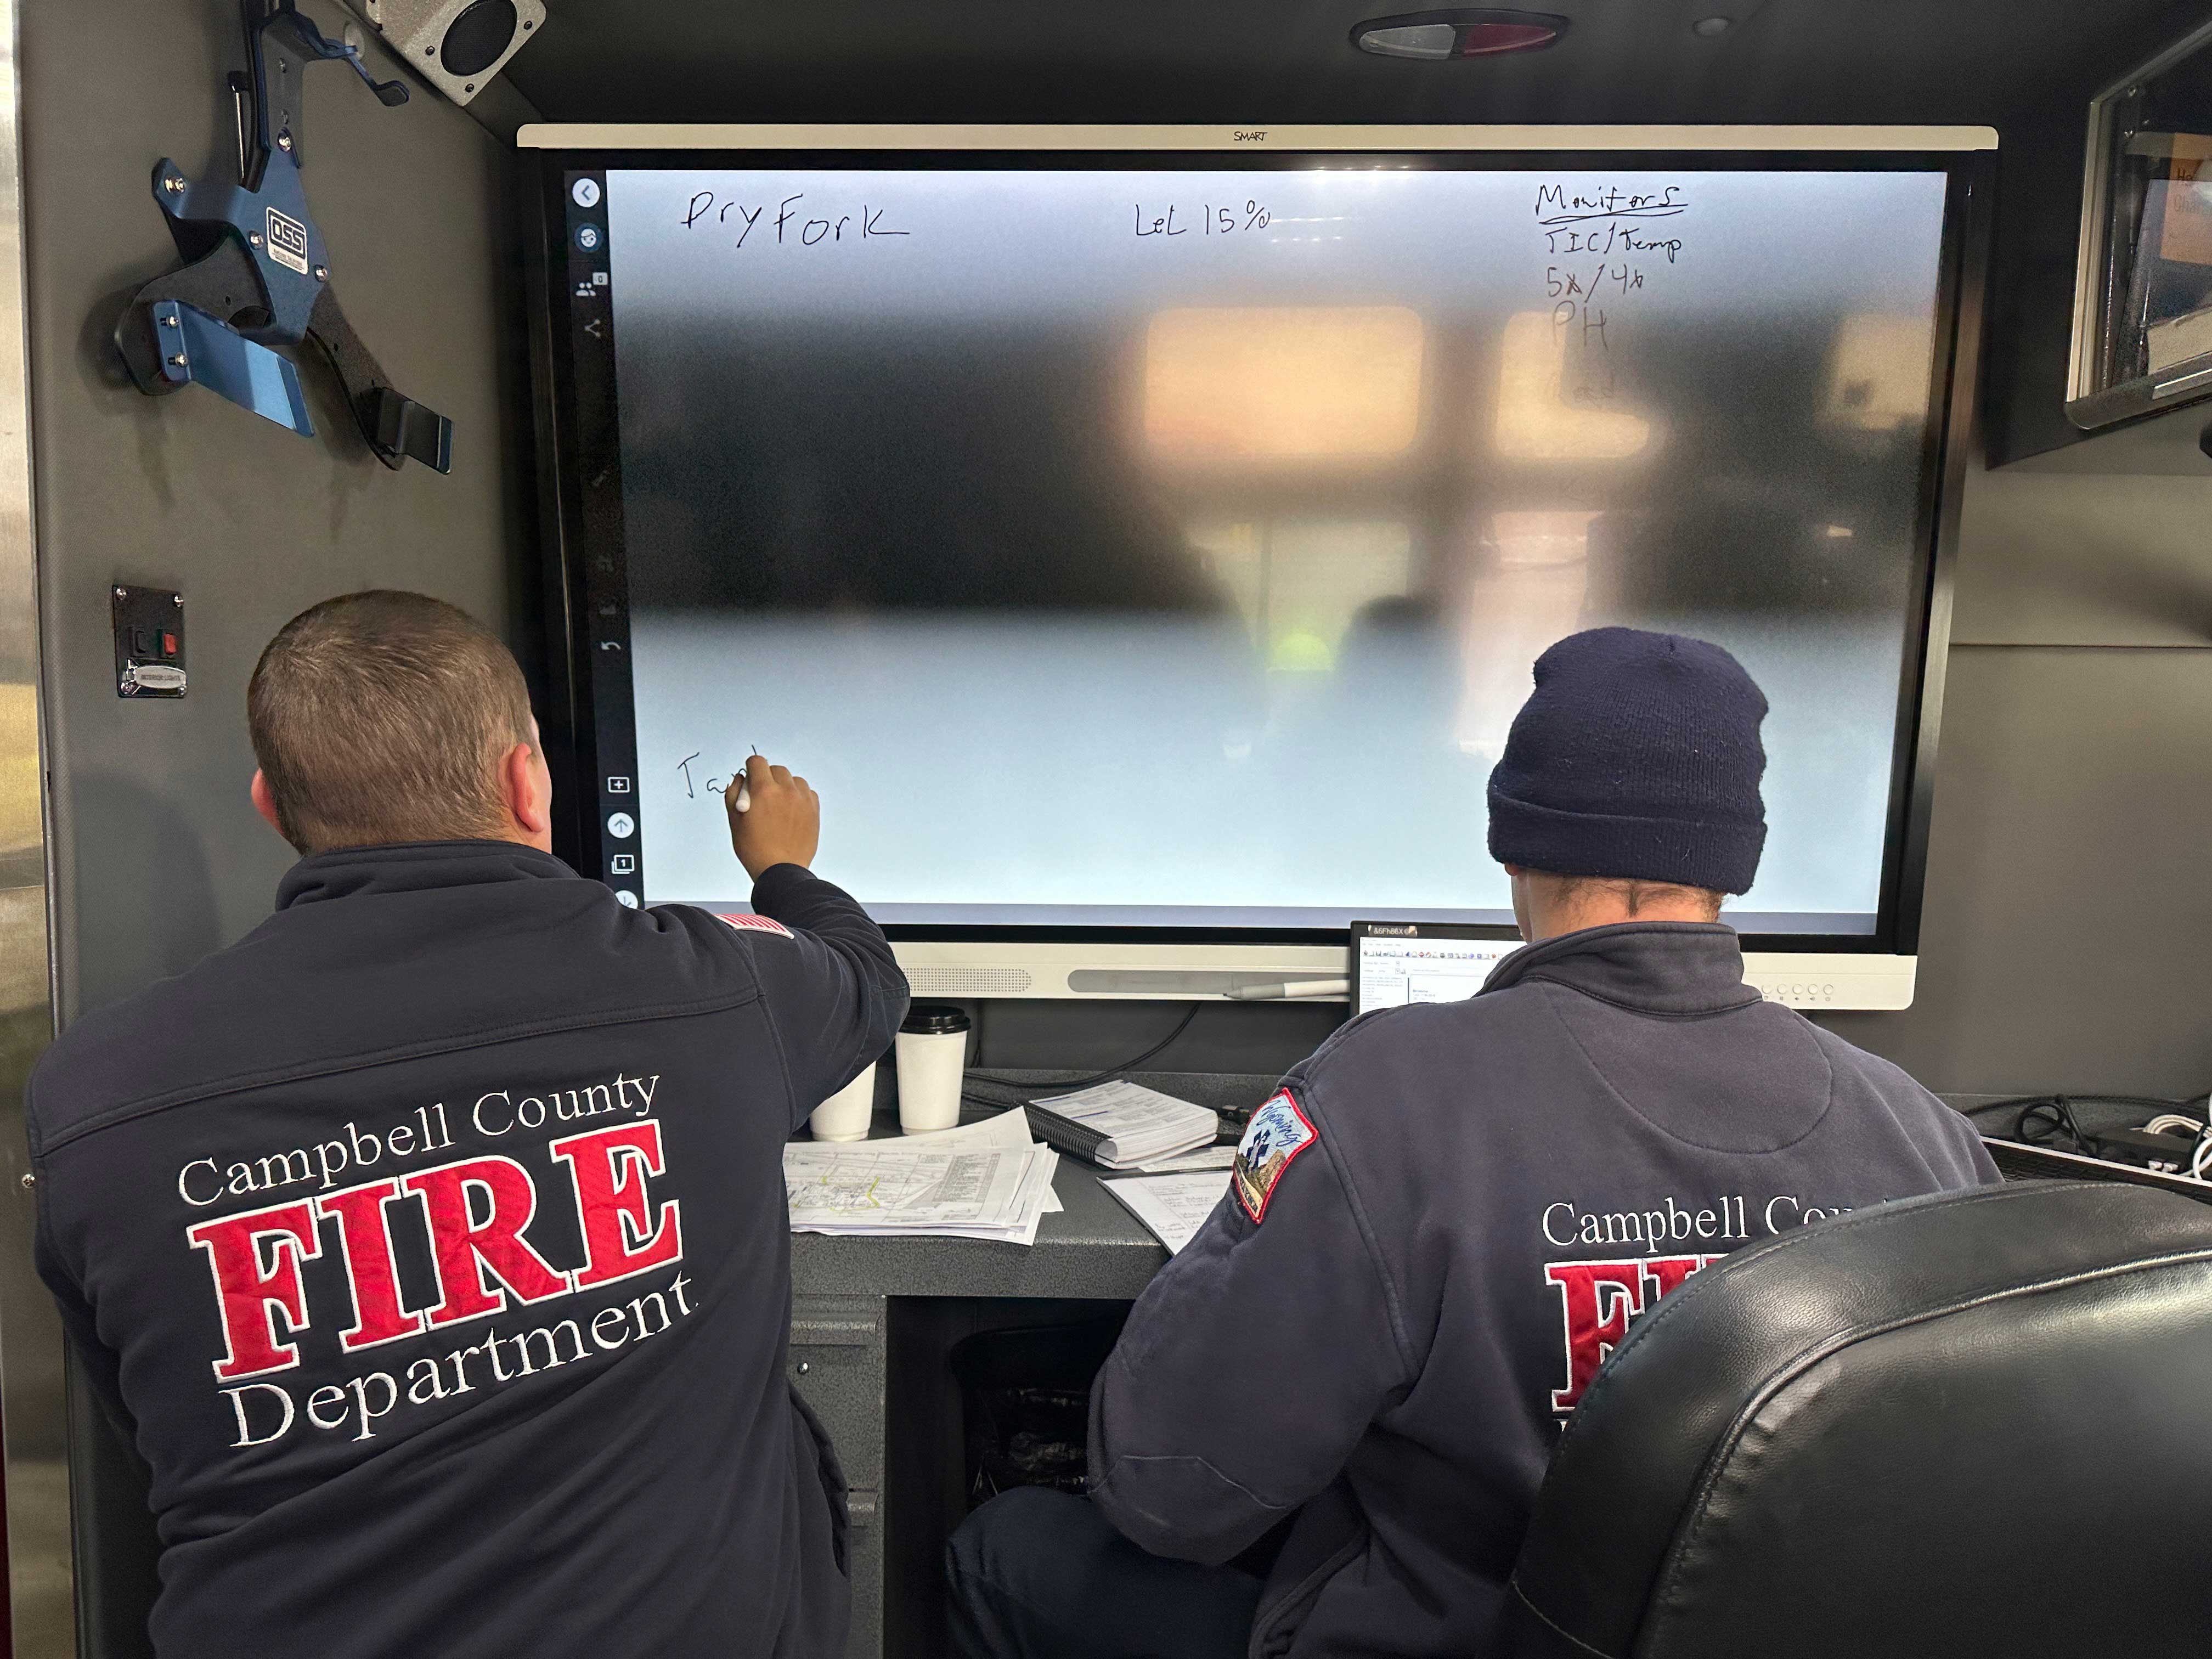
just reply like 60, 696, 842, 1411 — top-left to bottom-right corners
0, 0, 67, 1644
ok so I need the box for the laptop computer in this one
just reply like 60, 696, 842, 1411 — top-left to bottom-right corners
1348, 920, 1520, 1017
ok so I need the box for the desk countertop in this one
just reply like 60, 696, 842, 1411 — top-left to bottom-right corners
789, 1069, 1277, 1301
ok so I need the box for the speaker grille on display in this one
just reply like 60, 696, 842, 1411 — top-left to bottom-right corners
442, 0, 518, 77
907, 967, 1036, 996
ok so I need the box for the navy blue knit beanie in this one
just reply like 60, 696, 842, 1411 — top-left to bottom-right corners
1487, 628, 1769, 894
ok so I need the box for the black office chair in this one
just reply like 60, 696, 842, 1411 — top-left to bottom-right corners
1500, 1180, 2212, 1658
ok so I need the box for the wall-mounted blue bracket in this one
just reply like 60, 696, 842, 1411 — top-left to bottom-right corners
149, 300, 313, 438
112, 1, 452, 475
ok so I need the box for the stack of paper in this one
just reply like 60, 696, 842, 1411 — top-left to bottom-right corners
1025, 1080, 1221, 1170
1102, 1172, 1233, 1254
2148, 303, 2212, 374
784, 1109, 1062, 1245
1134, 1146, 1238, 1175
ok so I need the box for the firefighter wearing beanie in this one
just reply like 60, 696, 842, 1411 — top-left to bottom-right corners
947, 628, 1998, 1659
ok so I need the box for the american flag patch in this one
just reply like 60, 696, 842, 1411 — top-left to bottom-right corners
715, 912, 793, 939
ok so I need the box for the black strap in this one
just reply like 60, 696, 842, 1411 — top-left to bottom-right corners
303, 283, 453, 472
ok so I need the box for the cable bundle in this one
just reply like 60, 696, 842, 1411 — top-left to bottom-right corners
1972, 1091, 2212, 1181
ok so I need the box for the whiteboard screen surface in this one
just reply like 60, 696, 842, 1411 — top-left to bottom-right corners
562, 159, 1963, 938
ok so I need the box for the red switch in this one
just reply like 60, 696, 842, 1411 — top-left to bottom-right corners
161, 631, 179, 656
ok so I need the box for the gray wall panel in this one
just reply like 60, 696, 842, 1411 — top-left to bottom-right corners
26, 0, 529, 1021
1950, 448, 2212, 649
1821, 645, 2212, 1097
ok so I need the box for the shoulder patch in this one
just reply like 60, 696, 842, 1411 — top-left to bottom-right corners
1233, 1091, 1318, 1223
714, 911, 793, 939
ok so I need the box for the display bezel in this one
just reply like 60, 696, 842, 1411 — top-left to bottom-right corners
524, 126, 1993, 960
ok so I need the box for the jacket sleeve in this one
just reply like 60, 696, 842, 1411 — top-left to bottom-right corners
737, 863, 911, 1131
1087, 1081, 1413, 1566
35, 1220, 136, 1446
25, 1102, 138, 1449
1946, 1105, 2003, 1188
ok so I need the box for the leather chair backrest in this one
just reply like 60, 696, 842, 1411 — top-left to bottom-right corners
1502, 1180, 2212, 1659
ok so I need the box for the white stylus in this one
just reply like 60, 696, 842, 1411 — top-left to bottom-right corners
1225, 979, 1352, 1001
732, 783, 751, 813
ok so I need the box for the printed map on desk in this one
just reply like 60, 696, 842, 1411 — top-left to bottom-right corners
792, 1153, 989, 1216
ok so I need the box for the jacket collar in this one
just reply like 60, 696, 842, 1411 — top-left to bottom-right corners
275, 840, 580, 911
1480, 921, 1762, 1017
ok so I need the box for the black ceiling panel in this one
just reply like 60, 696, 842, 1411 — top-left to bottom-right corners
505, 0, 2210, 128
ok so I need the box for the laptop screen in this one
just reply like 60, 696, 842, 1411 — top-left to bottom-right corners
1351, 922, 1519, 1016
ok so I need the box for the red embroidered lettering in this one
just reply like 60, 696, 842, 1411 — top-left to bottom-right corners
402, 1156, 572, 1327
1545, 1254, 1722, 1414
550, 1121, 684, 1289
1545, 1260, 1646, 1414
188, 1201, 322, 1381
315, 1178, 426, 1353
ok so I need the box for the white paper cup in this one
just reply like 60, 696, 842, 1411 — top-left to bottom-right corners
810, 1062, 878, 1143
896, 1007, 970, 1134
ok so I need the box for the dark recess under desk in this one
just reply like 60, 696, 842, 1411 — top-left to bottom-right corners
788, 1070, 1278, 1659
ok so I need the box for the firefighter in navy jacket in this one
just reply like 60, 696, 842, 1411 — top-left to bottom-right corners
947, 628, 1997, 1659
28, 592, 909, 1659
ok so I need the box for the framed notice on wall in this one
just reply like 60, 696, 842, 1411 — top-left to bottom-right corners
2068, 19, 2212, 429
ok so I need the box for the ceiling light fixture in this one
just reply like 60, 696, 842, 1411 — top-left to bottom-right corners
1352, 10, 1570, 61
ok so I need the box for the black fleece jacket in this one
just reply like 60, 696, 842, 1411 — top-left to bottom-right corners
29, 842, 907, 1659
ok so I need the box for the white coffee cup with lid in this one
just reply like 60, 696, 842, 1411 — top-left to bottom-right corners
895, 1005, 971, 1134
809, 1062, 878, 1143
